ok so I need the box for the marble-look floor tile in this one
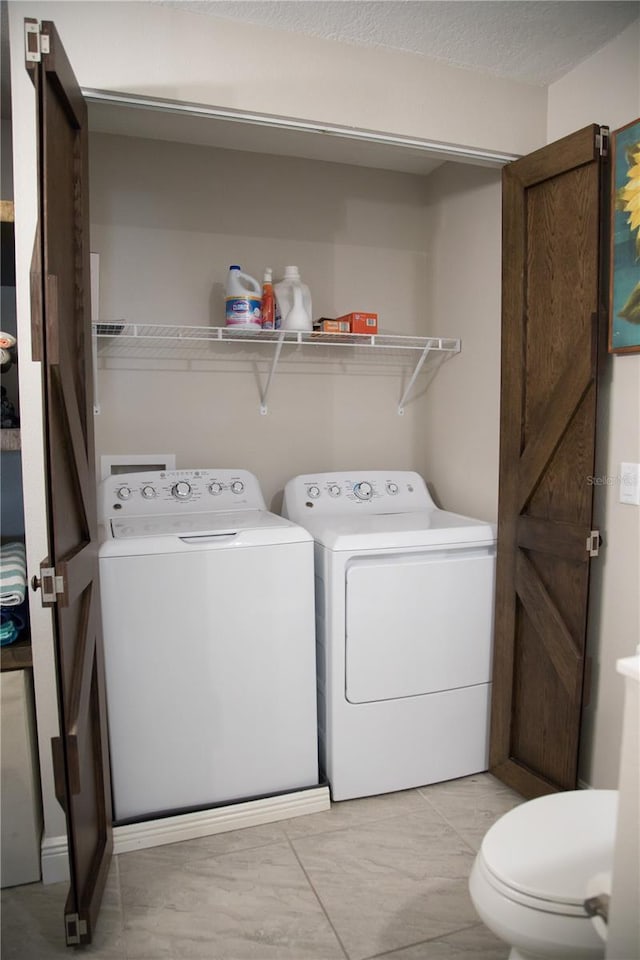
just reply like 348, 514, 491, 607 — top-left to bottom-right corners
119, 839, 346, 959
282, 789, 431, 840
372, 922, 509, 959
291, 811, 478, 960
118, 820, 289, 868
0, 858, 125, 959
418, 773, 519, 803
418, 774, 523, 852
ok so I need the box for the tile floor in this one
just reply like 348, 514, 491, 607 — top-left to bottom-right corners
1, 773, 522, 960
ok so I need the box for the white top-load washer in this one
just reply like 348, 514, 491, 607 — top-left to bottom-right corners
282, 470, 496, 801
99, 468, 318, 823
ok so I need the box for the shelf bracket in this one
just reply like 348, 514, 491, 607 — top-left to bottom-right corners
398, 342, 433, 415
259, 331, 286, 414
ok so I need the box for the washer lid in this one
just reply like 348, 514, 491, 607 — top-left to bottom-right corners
302, 509, 496, 550
107, 509, 309, 544
481, 790, 618, 907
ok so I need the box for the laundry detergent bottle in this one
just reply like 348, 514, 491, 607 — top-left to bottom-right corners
275, 266, 313, 332
225, 265, 262, 329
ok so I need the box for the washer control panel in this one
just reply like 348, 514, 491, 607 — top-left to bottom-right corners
282, 471, 435, 517
99, 468, 266, 521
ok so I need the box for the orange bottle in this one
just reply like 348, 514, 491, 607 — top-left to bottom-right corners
261, 268, 275, 330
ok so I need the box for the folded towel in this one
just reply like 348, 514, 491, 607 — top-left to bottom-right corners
0, 541, 27, 607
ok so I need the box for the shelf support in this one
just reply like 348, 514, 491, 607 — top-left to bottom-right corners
397, 342, 433, 415
259, 331, 286, 414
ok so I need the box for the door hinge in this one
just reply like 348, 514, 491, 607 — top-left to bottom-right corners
586, 530, 602, 558
596, 127, 609, 158
65, 913, 87, 946
31, 565, 65, 604
24, 21, 49, 63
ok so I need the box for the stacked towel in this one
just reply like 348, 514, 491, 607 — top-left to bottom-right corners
0, 541, 27, 607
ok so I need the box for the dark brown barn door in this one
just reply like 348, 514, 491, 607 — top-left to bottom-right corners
490, 124, 608, 799
27, 19, 113, 944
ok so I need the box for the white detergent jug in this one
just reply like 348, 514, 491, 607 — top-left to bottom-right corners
275, 266, 312, 332
225, 265, 262, 329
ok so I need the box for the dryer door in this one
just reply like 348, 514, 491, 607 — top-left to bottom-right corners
345, 546, 495, 703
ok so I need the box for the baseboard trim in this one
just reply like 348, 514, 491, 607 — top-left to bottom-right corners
113, 786, 330, 855
41, 834, 70, 885
41, 787, 331, 879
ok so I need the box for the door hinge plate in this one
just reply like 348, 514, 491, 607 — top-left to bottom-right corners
32, 565, 65, 604
586, 530, 602, 558
24, 22, 49, 62
596, 127, 609, 158
65, 913, 87, 946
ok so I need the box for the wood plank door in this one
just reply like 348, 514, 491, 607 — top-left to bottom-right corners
490, 124, 609, 799
27, 19, 113, 945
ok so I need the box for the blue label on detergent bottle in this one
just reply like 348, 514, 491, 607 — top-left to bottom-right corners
225, 297, 262, 327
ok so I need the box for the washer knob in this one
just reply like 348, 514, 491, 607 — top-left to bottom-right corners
386, 482, 399, 496
231, 480, 245, 494
208, 482, 223, 496
117, 485, 132, 501
172, 481, 192, 500
354, 481, 373, 501
141, 485, 157, 499
328, 484, 341, 498
307, 485, 320, 499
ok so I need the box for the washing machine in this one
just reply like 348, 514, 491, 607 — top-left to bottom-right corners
282, 470, 496, 801
98, 468, 318, 822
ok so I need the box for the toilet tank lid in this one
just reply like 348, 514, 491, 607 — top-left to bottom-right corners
481, 789, 618, 905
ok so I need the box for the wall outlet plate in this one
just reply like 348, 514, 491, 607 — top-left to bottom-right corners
619, 463, 640, 506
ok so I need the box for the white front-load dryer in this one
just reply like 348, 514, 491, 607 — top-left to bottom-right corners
283, 471, 496, 801
99, 468, 319, 822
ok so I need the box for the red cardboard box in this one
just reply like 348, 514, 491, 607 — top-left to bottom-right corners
336, 312, 378, 334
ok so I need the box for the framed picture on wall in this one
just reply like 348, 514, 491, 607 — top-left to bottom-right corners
609, 117, 640, 355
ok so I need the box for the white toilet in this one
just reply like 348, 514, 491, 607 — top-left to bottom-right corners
469, 788, 617, 960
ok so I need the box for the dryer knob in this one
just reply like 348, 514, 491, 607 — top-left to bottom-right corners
386, 482, 399, 496
172, 481, 192, 500
117, 485, 132, 501
328, 484, 341, 498
141, 485, 157, 499
308, 485, 320, 499
354, 481, 373, 501
208, 482, 223, 496
231, 480, 245, 494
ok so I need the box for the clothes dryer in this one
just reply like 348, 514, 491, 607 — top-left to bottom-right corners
99, 468, 318, 822
282, 471, 496, 801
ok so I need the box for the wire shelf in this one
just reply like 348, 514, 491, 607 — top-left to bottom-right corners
92, 323, 461, 415
94, 322, 460, 355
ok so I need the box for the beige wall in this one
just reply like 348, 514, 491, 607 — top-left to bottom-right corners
90, 131, 504, 522
549, 21, 640, 788
13, 0, 546, 158
91, 132, 443, 509
419, 163, 502, 522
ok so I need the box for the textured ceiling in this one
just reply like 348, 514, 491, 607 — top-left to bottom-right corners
155, 0, 639, 86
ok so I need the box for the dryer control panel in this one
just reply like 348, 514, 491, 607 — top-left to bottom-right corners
99, 468, 266, 521
282, 471, 436, 516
